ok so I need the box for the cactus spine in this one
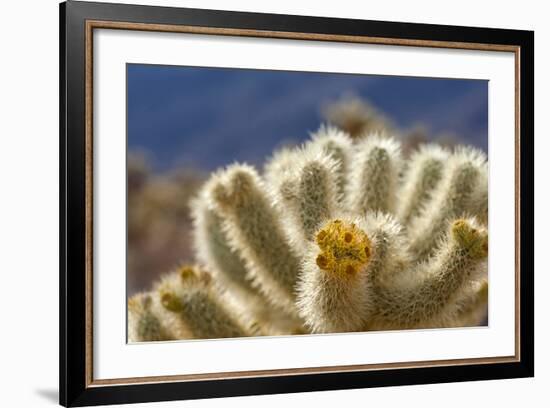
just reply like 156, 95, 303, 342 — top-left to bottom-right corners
129, 125, 488, 341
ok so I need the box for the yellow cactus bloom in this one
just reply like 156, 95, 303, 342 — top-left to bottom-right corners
451, 219, 488, 259
179, 265, 197, 281
315, 219, 372, 278
160, 290, 182, 312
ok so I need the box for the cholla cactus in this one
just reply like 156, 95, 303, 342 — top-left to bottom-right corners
129, 125, 488, 341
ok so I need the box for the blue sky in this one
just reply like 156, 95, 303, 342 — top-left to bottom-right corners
127, 64, 488, 172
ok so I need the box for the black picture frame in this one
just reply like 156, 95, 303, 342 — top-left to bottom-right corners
60, 1, 534, 406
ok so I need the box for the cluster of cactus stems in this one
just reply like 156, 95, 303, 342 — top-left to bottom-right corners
128, 126, 488, 342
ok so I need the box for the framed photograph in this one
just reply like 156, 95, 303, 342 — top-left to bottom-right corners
60, 1, 534, 406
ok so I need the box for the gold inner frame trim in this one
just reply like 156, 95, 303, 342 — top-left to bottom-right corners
84, 19, 521, 388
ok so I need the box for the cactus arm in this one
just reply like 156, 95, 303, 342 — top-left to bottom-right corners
191, 193, 305, 334
296, 214, 412, 333
306, 126, 353, 201
407, 147, 487, 260
263, 146, 299, 186
191, 193, 260, 297
362, 213, 412, 292
371, 218, 488, 330
347, 135, 402, 215
296, 217, 375, 333
295, 159, 337, 239
396, 145, 449, 226
128, 293, 173, 342
156, 266, 253, 339
162, 291, 249, 339
204, 164, 302, 312
269, 148, 339, 255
